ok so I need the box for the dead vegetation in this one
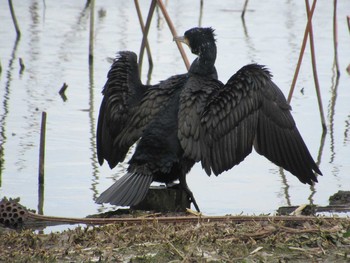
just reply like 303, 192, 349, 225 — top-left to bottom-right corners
1, 215, 350, 262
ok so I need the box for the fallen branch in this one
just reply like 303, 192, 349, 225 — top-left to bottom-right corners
1, 199, 348, 230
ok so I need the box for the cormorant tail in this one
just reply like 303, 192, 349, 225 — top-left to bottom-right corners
96, 172, 153, 206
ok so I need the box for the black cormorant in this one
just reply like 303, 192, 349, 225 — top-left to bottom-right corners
96, 27, 322, 212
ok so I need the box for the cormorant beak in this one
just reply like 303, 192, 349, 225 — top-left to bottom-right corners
173, 35, 189, 46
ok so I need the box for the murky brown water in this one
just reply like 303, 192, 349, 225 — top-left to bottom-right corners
0, 0, 349, 231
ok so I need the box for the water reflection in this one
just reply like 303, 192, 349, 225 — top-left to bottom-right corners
241, 18, 257, 63
58, 4, 89, 64
12, 1, 42, 173
0, 37, 20, 182
327, 61, 340, 164
279, 167, 291, 207
88, 62, 100, 201
345, 115, 350, 145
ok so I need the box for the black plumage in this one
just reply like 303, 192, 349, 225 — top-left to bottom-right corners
96, 27, 322, 211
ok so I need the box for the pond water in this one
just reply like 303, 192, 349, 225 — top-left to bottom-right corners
0, 0, 349, 232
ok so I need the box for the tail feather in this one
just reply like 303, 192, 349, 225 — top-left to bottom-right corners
96, 172, 153, 206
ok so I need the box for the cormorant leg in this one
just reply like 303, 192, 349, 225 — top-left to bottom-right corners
179, 173, 200, 212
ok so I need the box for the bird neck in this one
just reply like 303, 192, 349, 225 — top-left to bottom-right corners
189, 42, 217, 78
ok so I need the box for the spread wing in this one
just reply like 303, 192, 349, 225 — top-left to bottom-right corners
187, 64, 321, 184
253, 69, 322, 184
117, 74, 188, 148
96, 51, 147, 169
200, 64, 262, 175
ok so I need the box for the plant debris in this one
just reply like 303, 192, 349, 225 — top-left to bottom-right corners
1, 214, 350, 262
1, 198, 350, 262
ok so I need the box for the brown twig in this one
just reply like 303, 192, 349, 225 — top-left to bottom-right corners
134, 0, 153, 70
288, 0, 317, 103
138, 0, 157, 73
305, 0, 326, 131
157, 0, 190, 70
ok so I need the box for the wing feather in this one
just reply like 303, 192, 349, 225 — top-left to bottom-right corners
200, 65, 261, 175
96, 51, 147, 169
118, 74, 188, 148
251, 68, 322, 184
198, 64, 321, 184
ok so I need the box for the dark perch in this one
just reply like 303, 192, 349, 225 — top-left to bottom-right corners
130, 186, 191, 212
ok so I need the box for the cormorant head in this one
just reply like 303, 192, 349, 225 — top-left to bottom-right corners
175, 27, 216, 56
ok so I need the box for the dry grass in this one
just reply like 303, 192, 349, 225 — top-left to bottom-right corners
1, 216, 350, 262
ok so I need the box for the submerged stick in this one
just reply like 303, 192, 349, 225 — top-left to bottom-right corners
333, 0, 340, 77
19, 58, 25, 74
8, 0, 21, 38
58, 83, 68, 101
38, 112, 47, 185
88, 0, 95, 65
305, 0, 326, 131
241, 0, 249, 19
